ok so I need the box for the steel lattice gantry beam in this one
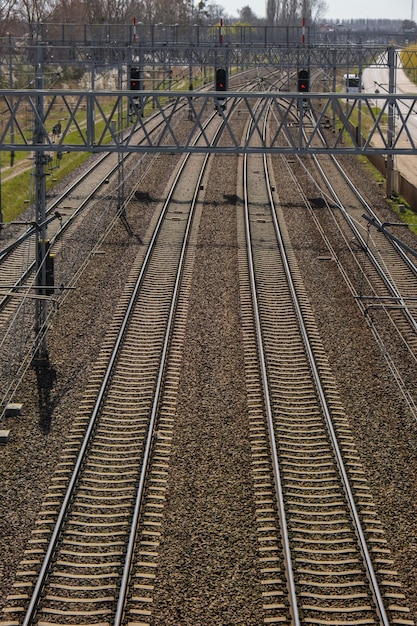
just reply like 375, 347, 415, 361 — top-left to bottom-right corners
1, 89, 417, 156
123, 44, 396, 71
0, 40, 400, 69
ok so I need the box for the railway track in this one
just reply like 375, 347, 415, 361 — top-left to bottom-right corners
0, 105, 186, 316
237, 102, 413, 623
0, 103, 191, 420
0, 68, 278, 419
0, 74, 273, 624
313, 149, 417, 339
1, 77, 416, 625
269, 101, 417, 419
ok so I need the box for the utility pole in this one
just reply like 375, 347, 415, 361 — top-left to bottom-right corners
386, 46, 396, 199
33, 42, 51, 365
0, 156, 2, 230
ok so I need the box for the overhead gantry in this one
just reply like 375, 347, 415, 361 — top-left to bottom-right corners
1, 89, 416, 156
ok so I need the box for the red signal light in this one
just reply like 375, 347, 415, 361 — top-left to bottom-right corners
298, 70, 309, 93
129, 67, 141, 91
216, 68, 227, 92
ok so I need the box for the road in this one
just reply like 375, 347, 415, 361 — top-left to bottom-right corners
363, 52, 417, 189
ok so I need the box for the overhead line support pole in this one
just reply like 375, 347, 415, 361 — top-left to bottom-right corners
33, 41, 50, 366
386, 45, 396, 198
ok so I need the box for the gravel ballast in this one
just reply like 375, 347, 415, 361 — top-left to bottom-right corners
1, 141, 417, 623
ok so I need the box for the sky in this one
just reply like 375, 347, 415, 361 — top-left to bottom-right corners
222, 0, 413, 22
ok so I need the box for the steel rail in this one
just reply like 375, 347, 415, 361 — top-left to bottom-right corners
242, 91, 301, 625
0, 102, 183, 308
0, 102, 171, 261
307, 109, 417, 335
0, 102, 189, 420
0, 71, 260, 428
21, 76, 261, 626
113, 117, 217, 626
20, 109, 215, 626
303, 116, 417, 417
312, 154, 417, 336
280, 141, 417, 422
114, 73, 275, 626
332, 152, 417, 269
0, 152, 108, 261
263, 156, 391, 626
246, 95, 390, 623
0, 69, 260, 300
0, 154, 113, 313
326, 158, 415, 269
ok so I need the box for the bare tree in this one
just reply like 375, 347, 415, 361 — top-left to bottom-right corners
266, 0, 325, 26
311, 0, 327, 22
266, 0, 278, 25
48, 0, 142, 24
205, 2, 224, 22
16, 0, 55, 23
0, 0, 19, 33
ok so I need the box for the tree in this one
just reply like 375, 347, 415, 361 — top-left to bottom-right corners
310, 0, 327, 22
266, 0, 326, 26
16, 0, 54, 24
0, 0, 19, 34
205, 2, 224, 22
403, 19, 417, 32
239, 5, 257, 23
267, 0, 278, 25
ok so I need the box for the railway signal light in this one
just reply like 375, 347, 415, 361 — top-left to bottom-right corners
298, 69, 309, 93
215, 68, 227, 92
129, 66, 141, 91
128, 66, 143, 120
215, 67, 227, 112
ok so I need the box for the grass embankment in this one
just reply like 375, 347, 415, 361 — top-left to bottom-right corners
1, 151, 90, 223
1, 66, 209, 225
0, 98, 116, 224
400, 45, 417, 84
